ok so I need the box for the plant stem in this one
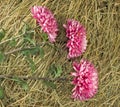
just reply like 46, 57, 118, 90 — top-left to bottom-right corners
0, 75, 69, 82
4, 47, 37, 55
0, 35, 22, 46
4, 42, 48, 55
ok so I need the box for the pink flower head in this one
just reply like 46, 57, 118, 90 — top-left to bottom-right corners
31, 6, 58, 43
71, 59, 98, 101
63, 19, 87, 58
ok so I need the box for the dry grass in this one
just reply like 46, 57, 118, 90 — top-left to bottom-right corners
0, 0, 120, 107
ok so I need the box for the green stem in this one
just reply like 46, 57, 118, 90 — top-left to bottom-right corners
4, 46, 38, 55
0, 75, 68, 82
0, 24, 39, 46
4, 42, 48, 55
0, 35, 22, 46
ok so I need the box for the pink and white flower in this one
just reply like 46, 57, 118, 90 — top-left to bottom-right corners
31, 6, 58, 43
63, 19, 87, 58
71, 59, 98, 101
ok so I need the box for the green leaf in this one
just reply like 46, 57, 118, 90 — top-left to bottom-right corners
0, 52, 5, 62
22, 50, 31, 56
21, 23, 35, 46
41, 33, 48, 42
12, 77, 29, 91
22, 47, 38, 56
21, 81, 29, 91
9, 39, 17, 47
0, 28, 5, 41
48, 64, 63, 78
43, 80, 56, 89
24, 36, 36, 46
55, 65, 63, 78
22, 47, 44, 58
26, 57, 36, 73
12, 77, 22, 84
19, 23, 34, 38
39, 47, 44, 58
0, 87, 4, 99
48, 64, 57, 77
30, 47, 40, 55
22, 24, 31, 34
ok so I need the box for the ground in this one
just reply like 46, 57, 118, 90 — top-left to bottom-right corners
0, 0, 120, 107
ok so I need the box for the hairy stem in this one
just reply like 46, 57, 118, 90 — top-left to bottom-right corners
0, 75, 69, 82
5, 46, 39, 55
4, 42, 49, 55
0, 35, 22, 46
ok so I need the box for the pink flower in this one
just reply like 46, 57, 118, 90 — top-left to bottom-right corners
31, 6, 58, 43
63, 19, 87, 58
71, 59, 98, 101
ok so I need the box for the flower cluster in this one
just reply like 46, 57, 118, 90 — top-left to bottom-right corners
31, 6, 98, 101
31, 6, 58, 43
71, 59, 98, 101
63, 19, 87, 59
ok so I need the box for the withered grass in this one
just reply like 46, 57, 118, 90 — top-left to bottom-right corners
0, 0, 120, 107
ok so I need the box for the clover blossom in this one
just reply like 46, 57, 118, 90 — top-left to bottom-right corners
63, 19, 87, 58
71, 59, 98, 101
31, 6, 58, 42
